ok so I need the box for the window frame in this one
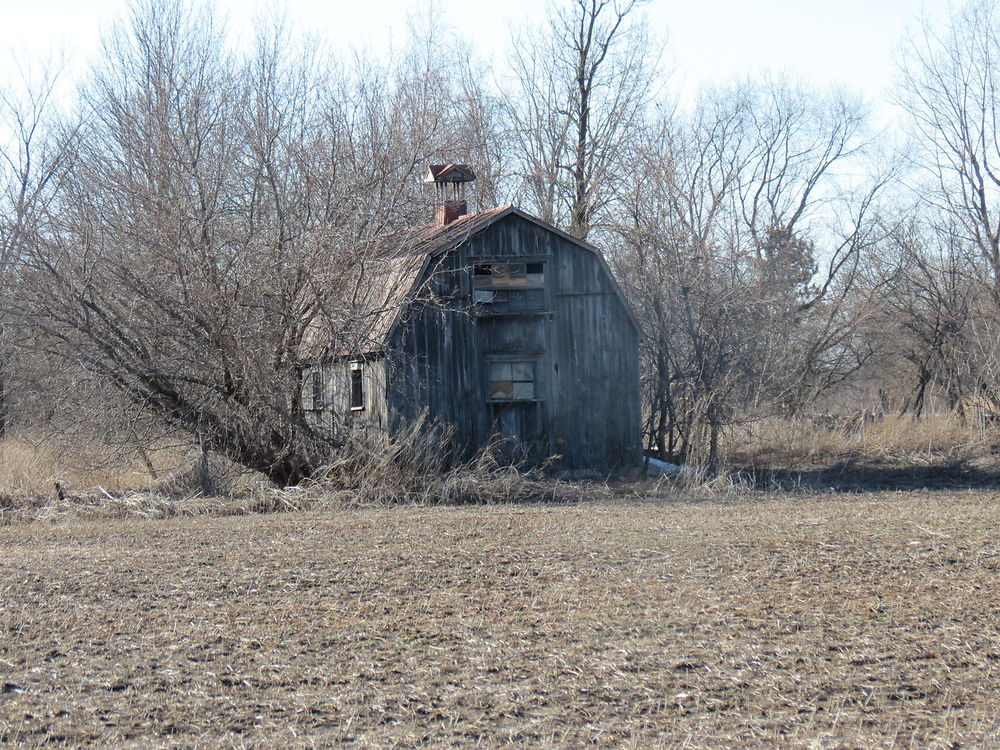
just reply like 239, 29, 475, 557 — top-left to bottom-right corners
485, 355, 541, 403
349, 361, 365, 411
311, 366, 325, 411
471, 257, 550, 314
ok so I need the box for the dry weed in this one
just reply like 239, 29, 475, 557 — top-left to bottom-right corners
733, 413, 994, 469
304, 424, 569, 506
0, 433, 186, 495
0, 438, 62, 493
0, 430, 579, 525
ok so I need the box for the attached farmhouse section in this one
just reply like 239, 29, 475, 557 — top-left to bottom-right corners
306, 204, 642, 471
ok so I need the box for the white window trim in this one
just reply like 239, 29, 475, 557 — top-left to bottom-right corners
349, 361, 365, 411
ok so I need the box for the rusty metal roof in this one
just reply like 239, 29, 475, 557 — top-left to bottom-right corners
423, 163, 476, 183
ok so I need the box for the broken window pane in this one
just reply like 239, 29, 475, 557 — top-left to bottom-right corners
490, 380, 514, 399
473, 261, 546, 312
489, 360, 535, 401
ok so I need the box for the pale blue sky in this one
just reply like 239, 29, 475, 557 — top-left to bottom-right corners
1, 0, 955, 121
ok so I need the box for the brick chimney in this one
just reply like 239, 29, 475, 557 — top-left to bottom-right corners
435, 200, 466, 227
424, 164, 476, 227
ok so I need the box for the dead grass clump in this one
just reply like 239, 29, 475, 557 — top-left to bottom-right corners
306, 425, 567, 505
0, 432, 189, 495
308, 421, 449, 504
146, 450, 265, 499
734, 412, 989, 468
0, 487, 318, 526
436, 452, 562, 504
0, 437, 70, 493
839, 413, 982, 462
638, 464, 758, 500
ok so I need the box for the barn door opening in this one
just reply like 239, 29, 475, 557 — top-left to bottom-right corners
490, 402, 541, 465
486, 357, 543, 465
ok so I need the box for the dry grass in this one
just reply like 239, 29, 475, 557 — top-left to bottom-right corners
0, 442, 578, 526
0, 434, 185, 496
3, 491, 1000, 748
733, 413, 996, 470
0, 423, 571, 521
0, 438, 64, 493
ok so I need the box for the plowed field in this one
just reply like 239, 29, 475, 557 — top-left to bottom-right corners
3, 492, 1000, 748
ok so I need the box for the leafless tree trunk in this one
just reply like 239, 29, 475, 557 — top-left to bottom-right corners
611, 80, 888, 468
506, 0, 656, 239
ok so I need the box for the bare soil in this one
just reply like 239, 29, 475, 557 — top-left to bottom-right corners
3, 491, 1000, 748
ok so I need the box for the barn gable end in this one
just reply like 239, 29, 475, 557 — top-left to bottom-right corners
388, 209, 640, 470
306, 206, 641, 472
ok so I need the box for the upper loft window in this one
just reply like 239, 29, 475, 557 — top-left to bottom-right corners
473, 262, 546, 313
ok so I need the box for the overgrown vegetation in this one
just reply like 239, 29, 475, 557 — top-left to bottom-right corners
0, 424, 580, 525
4, 0, 1000, 483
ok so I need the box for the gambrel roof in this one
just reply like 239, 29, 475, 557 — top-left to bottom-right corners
302, 205, 639, 359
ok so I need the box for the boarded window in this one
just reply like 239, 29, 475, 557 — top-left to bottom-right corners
473, 262, 545, 312
489, 361, 535, 401
350, 362, 364, 410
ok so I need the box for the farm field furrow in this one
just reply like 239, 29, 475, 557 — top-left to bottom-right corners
2, 493, 1000, 748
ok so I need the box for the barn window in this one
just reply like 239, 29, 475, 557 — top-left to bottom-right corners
473, 262, 545, 312
489, 360, 536, 401
350, 362, 364, 410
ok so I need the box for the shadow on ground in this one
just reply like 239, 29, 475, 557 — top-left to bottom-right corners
737, 460, 1000, 493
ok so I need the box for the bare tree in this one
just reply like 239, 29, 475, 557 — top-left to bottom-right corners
888, 0, 1000, 422
611, 80, 886, 468
0, 63, 78, 439
898, 0, 1000, 300
506, 0, 657, 239
878, 220, 975, 416
8, 0, 502, 485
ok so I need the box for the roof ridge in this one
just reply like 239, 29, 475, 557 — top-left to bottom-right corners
417, 203, 512, 231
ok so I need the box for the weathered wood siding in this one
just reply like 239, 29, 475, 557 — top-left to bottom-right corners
304, 358, 389, 436
386, 213, 641, 470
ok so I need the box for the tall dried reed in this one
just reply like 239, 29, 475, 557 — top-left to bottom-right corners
731, 412, 990, 468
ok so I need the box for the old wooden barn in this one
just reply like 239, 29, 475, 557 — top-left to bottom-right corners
304, 165, 641, 472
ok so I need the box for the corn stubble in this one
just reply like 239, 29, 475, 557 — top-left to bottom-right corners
2, 492, 1000, 748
